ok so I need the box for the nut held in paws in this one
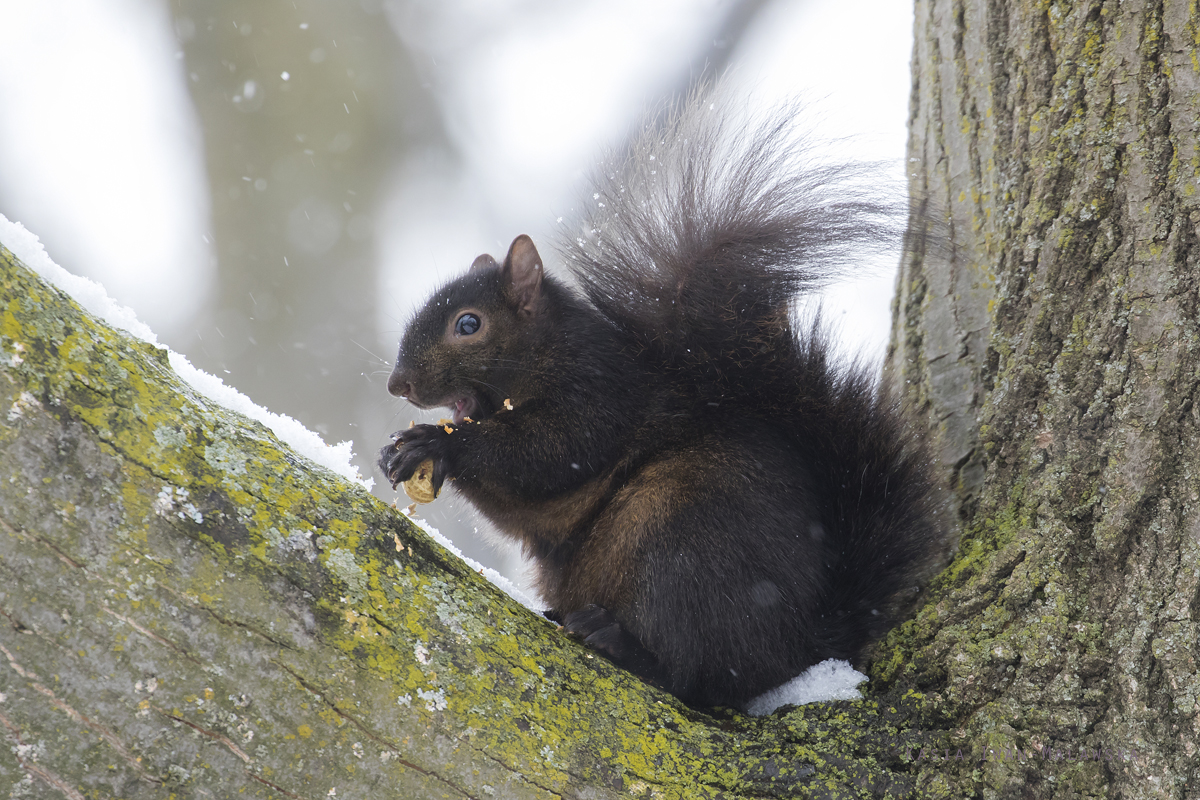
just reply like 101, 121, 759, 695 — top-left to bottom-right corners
403, 458, 438, 504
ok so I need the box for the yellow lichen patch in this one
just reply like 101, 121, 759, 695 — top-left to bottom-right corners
343, 608, 384, 639
317, 707, 345, 729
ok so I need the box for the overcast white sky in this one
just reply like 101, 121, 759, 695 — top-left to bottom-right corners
0, 0, 912, 364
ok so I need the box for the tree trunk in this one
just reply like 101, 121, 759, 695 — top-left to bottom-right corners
885, 0, 1200, 796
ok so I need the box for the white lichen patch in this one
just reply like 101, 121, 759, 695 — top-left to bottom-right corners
153, 486, 176, 515
204, 440, 248, 476
153, 424, 188, 449
417, 688, 447, 711
15, 741, 45, 763
539, 745, 564, 770
435, 600, 468, 638
152, 485, 204, 523
265, 526, 319, 561
422, 577, 478, 640
326, 548, 367, 598
286, 530, 317, 560
7, 341, 24, 367
6, 391, 39, 421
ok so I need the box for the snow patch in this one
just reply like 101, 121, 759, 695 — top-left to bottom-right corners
0, 213, 371, 489
744, 659, 868, 716
400, 509, 547, 613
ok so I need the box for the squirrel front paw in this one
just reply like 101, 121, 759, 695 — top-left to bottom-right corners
378, 423, 456, 494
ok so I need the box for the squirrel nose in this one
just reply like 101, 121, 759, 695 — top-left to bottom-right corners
386, 370, 412, 399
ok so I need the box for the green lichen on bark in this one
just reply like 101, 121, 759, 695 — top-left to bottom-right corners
0, 247, 955, 798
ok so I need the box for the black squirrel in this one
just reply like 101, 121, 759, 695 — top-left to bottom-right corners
378, 92, 941, 708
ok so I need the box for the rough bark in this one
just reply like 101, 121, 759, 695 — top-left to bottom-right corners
885, 0, 1200, 797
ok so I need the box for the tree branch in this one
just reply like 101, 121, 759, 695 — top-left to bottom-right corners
0, 246, 939, 799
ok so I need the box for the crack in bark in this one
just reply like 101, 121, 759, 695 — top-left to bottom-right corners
152, 704, 252, 763
247, 772, 315, 800
0, 642, 163, 785
100, 605, 202, 662
273, 660, 487, 800
472, 748, 569, 799
0, 518, 83, 573
154, 576, 303, 652
0, 710, 87, 800
4, 509, 555, 797
3, 521, 210, 662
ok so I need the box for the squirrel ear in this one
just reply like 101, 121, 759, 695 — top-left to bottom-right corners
470, 253, 498, 272
502, 234, 544, 316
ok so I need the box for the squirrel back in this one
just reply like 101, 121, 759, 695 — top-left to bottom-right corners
379, 91, 942, 708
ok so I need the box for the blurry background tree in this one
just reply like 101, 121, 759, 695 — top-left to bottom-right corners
166, 0, 444, 485
0, 0, 911, 579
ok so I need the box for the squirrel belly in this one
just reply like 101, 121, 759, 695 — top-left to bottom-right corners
378, 91, 942, 708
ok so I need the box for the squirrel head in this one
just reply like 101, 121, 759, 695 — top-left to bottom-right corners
388, 235, 546, 423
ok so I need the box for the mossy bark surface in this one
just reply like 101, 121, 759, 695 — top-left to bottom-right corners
0, 248, 956, 799
885, 1, 1200, 797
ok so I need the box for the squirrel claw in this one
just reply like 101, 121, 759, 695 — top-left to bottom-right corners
562, 604, 617, 639
377, 423, 456, 495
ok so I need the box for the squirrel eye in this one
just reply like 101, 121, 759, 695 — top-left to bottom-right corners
454, 312, 481, 336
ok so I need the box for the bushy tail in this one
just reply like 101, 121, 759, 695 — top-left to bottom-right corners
559, 88, 943, 655
557, 86, 903, 391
